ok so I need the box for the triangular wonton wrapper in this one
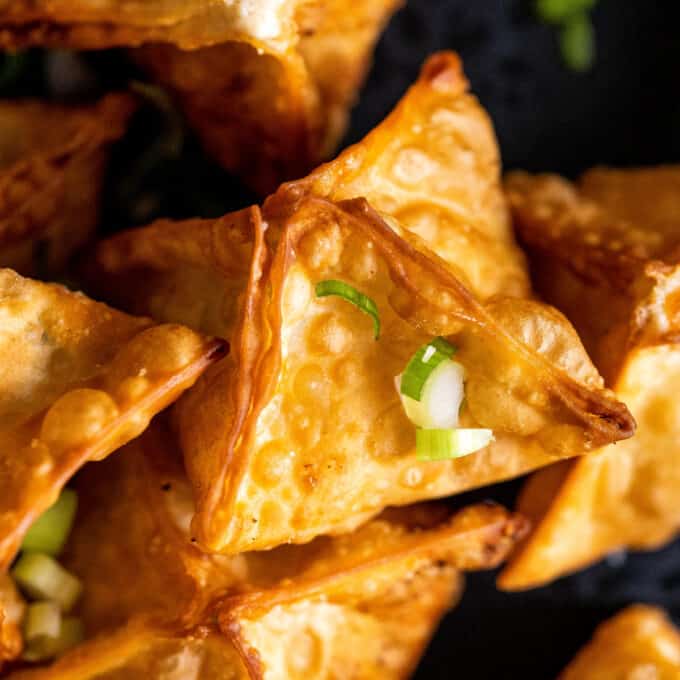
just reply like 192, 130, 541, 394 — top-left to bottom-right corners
559, 605, 680, 680
0, 93, 134, 276
5, 421, 528, 678
90, 54, 633, 556
0, 269, 223, 570
499, 167, 680, 590
0, 0, 401, 193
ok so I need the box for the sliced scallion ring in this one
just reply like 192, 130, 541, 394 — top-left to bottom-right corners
23, 601, 61, 643
315, 280, 380, 339
399, 360, 465, 429
22, 489, 78, 556
22, 616, 84, 662
416, 428, 494, 461
400, 337, 457, 402
12, 553, 82, 612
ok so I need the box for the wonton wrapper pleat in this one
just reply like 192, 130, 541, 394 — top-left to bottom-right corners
499, 167, 680, 590
0, 269, 222, 570
0, 94, 134, 277
6, 422, 527, 679
558, 605, 680, 679
93, 190, 633, 555
0, 0, 401, 193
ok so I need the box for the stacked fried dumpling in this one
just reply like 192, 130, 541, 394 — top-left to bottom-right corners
90, 53, 633, 556
3, 420, 528, 679
0, 0, 401, 192
0, 270, 223, 570
0, 94, 134, 276
558, 605, 680, 679
499, 166, 680, 590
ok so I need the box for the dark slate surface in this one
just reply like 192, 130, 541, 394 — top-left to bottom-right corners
3, 1, 679, 677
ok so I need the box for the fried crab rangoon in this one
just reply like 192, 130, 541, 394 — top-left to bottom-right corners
0, 269, 223, 571
499, 166, 680, 590
5, 421, 528, 678
0, 94, 134, 276
558, 605, 680, 679
91, 53, 633, 556
0, 0, 402, 192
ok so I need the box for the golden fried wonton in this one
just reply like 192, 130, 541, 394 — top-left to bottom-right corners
558, 605, 680, 680
5, 421, 528, 678
133, 0, 402, 192
0, 269, 222, 571
0, 93, 133, 277
0, 0, 401, 193
90, 55, 633, 557
499, 166, 680, 590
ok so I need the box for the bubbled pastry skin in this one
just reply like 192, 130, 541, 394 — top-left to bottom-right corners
0, 270, 223, 570
92, 53, 633, 558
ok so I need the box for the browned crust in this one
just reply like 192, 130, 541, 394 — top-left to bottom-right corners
506, 171, 680, 360
189, 206, 271, 549
0, 334, 224, 571
0, 93, 135, 249
188, 185, 633, 550
218, 503, 528, 679
505, 171, 649, 292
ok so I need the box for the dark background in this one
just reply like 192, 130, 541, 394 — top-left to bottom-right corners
4, 1, 680, 677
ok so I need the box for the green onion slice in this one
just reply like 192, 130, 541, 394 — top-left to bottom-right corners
23, 601, 61, 643
400, 337, 457, 401
22, 616, 84, 662
12, 553, 82, 612
416, 428, 494, 462
22, 489, 78, 556
560, 13, 595, 72
315, 280, 380, 339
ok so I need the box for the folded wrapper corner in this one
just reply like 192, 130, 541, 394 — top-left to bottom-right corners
0, 269, 223, 571
0, 93, 134, 276
558, 605, 680, 679
90, 52, 633, 556
499, 166, 680, 590
5, 421, 528, 678
0, 0, 401, 193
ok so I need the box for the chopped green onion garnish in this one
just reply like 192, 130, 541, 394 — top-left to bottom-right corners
22, 616, 84, 662
315, 280, 380, 339
22, 489, 78, 557
12, 553, 82, 612
416, 428, 494, 461
23, 601, 61, 643
400, 337, 457, 402
535, 0, 596, 23
560, 13, 595, 72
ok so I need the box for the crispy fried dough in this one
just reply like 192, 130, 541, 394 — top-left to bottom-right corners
559, 605, 680, 680
0, 94, 133, 276
0, 269, 223, 571
90, 57, 632, 556
500, 166, 680, 590
5, 422, 527, 678
0, 0, 401, 192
